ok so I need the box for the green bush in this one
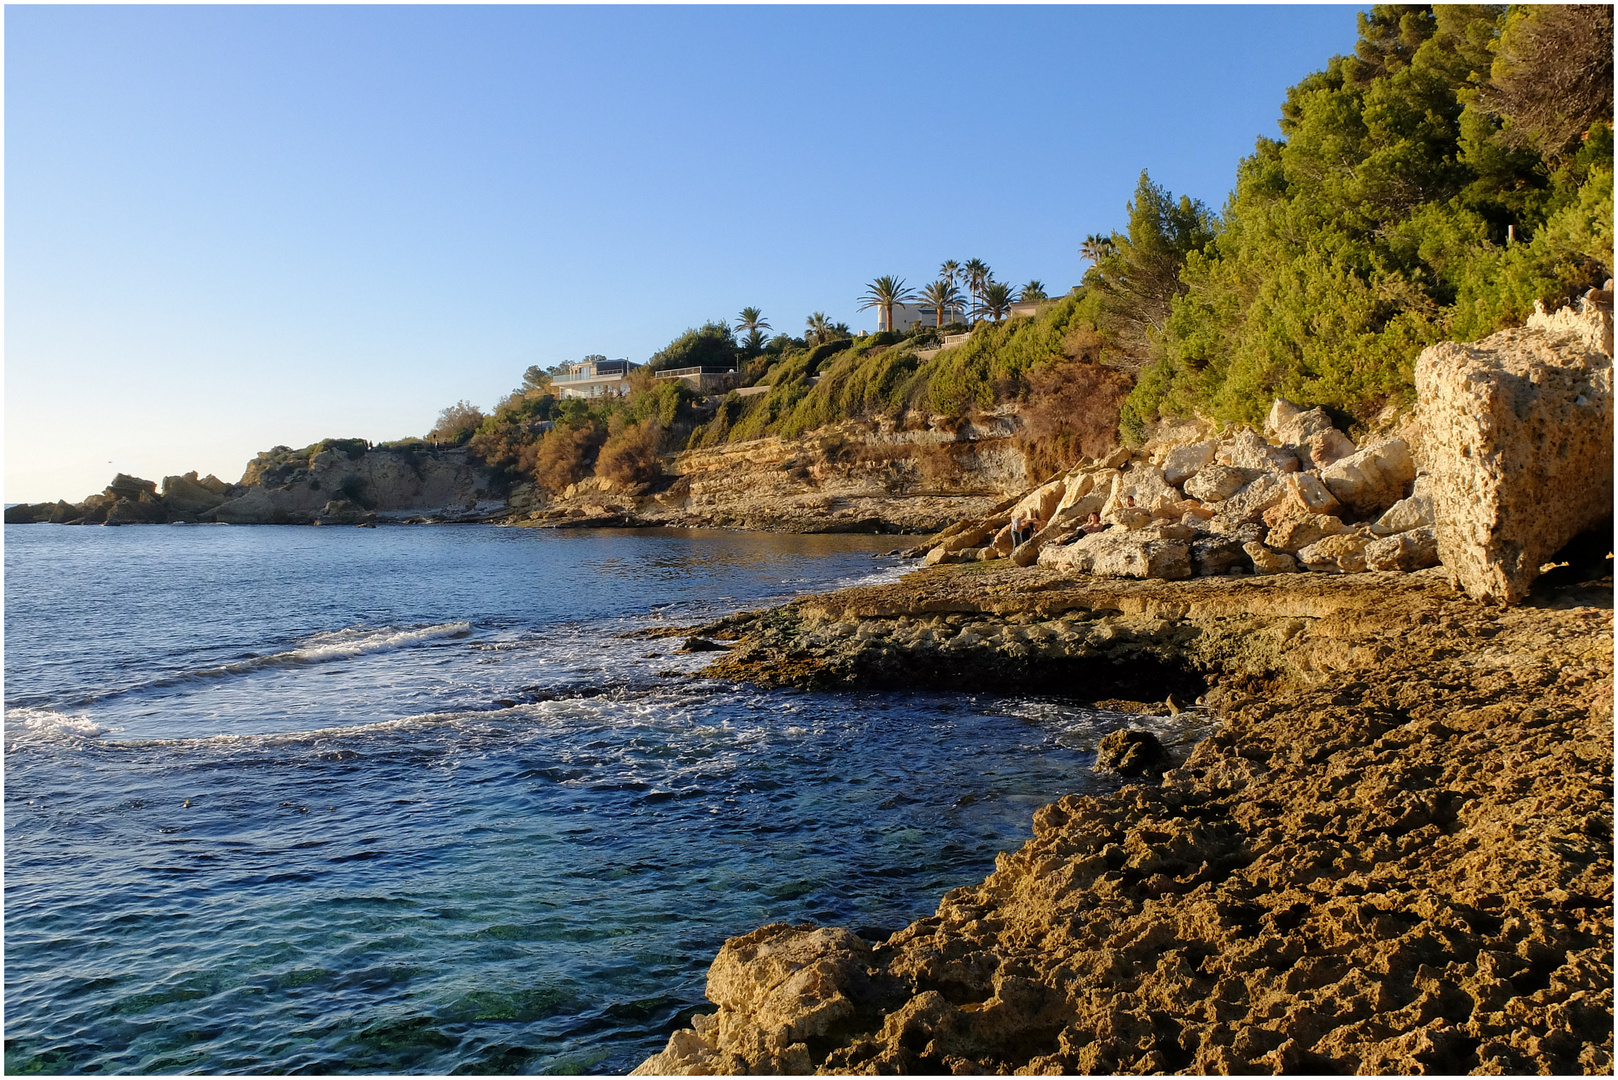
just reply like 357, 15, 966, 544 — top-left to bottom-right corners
1124, 5, 1613, 433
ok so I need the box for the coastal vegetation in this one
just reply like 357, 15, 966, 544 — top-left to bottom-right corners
435, 4, 1607, 494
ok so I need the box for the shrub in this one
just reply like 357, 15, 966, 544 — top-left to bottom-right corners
646, 321, 738, 374
429, 400, 485, 445
1019, 358, 1133, 476
596, 418, 664, 486
532, 419, 606, 492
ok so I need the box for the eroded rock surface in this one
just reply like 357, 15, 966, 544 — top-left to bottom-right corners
1416, 298, 1614, 603
641, 564, 1613, 1076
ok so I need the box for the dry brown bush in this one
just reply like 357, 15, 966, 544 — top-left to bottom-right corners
596, 419, 664, 486
1019, 359, 1133, 479
914, 443, 965, 484
532, 421, 606, 492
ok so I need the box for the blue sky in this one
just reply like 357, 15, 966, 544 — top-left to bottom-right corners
6, 4, 1364, 502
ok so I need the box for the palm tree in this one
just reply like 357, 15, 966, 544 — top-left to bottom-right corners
1079, 235, 1115, 266
831, 321, 852, 339
961, 258, 991, 310
974, 280, 1015, 323
1020, 280, 1047, 302
805, 312, 832, 345
939, 260, 961, 291
736, 306, 771, 355
857, 275, 918, 333
920, 279, 964, 327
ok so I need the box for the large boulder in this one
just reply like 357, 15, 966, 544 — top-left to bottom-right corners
1364, 527, 1441, 572
1243, 542, 1301, 575
1415, 304, 1614, 602
1267, 399, 1357, 467
1183, 465, 1253, 504
1217, 427, 1299, 474
1297, 533, 1371, 574
1319, 439, 1415, 519
1160, 440, 1218, 487
1265, 507, 1349, 553
1307, 428, 1358, 469
1208, 472, 1289, 529
1191, 535, 1251, 576
162, 472, 229, 514
105, 473, 158, 502
1370, 485, 1436, 537
1037, 527, 1192, 579
634, 923, 875, 1076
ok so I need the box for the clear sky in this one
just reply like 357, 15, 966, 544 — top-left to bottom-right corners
6, 4, 1365, 503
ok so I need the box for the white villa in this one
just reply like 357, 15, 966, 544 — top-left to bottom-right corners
554, 358, 640, 399
878, 301, 968, 332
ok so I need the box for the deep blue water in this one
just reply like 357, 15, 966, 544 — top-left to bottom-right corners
4, 524, 1207, 1074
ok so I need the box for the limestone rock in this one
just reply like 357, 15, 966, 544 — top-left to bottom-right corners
1364, 527, 1440, 572
1095, 729, 1171, 776
1279, 471, 1343, 518
162, 472, 228, 513
1209, 473, 1289, 528
1217, 427, 1299, 474
1011, 478, 1067, 528
1183, 465, 1253, 504
1191, 535, 1251, 577
1038, 529, 1192, 580
1053, 470, 1113, 521
104, 497, 165, 525
1370, 488, 1436, 537
1307, 428, 1358, 469
1104, 506, 1154, 531
635, 923, 874, 1075
1265, 399, 1336, 446
1320, 439, 1415, 519
1265, 508, 1349, 553
1160, 440, 1217, 487
1297, 532, 1371, 574
1243, 542, 1300, 575
105, 473, 158, 501
1100, 466, 1175, 519
1415, 316, 1613, 603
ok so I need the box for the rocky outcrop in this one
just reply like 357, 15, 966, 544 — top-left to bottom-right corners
1416, 294, 1614, 603
640, 562, 1614, 1076
9, 442, 500, 526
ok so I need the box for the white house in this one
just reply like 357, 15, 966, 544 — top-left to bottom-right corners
878, 301, 968, 332
554, 358, 640, 399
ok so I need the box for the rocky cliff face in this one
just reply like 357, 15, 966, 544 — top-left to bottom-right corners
510, 415, 1035, 534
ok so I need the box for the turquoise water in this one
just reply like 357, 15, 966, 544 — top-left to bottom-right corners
5, 525, 1205, 1074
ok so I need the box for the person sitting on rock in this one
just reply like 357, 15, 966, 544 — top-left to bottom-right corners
1080, 512, 1109, 535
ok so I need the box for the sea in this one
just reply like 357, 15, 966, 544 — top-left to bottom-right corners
3, 523, 1210, 1075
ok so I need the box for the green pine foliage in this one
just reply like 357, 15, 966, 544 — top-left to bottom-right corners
1122, 4, 1613, 440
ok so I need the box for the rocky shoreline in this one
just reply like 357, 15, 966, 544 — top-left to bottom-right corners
627, 298, 1615, 1077
634, 559, 1613, 1075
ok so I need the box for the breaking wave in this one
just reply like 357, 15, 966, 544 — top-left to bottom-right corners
6, 706, 116, 746
74, 622, 475, 705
